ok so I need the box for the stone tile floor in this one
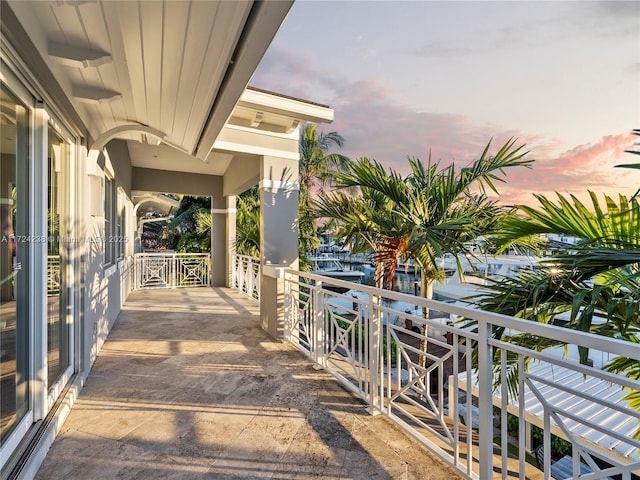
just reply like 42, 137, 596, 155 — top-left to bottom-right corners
36, 287, 463, 480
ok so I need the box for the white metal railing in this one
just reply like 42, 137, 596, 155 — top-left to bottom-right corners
47, 255, 61, 294
284, 270, 640, 480
231, 254, 260, 300
134, 253, 210, 289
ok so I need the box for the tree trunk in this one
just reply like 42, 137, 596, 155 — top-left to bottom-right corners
418, 272, 433, 369
374, 260, 384, 289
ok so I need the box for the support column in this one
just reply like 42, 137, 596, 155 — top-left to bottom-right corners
211, 195, 225, 287
259, 155, 299, 339
225, 195, 236, 287
211, 193, 236, 287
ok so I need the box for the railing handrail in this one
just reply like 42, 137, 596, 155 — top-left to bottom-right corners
283, 269, 640, 480
284, 269, 640, 361
135, 252, 210, 257
134, 252, 210, 290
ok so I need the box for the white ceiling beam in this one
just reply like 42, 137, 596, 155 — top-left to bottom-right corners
48, 41, 111, 68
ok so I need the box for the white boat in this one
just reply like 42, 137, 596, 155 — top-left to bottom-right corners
309, 254, 365, 283
432, 253, 542, 302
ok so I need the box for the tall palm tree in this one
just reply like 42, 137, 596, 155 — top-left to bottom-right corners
316, 185, 403, 288
317, 138, 533, 366
298, 123, 351, 269
298, 123, 351, 200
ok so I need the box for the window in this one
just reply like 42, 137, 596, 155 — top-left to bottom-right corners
104, 175, 116, 265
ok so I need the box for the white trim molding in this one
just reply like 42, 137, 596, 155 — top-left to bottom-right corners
212, 208, 237, 214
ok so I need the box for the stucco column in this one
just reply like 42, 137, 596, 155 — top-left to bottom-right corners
211, 194, 236, 287
211, 195, 226, 287
225, 195, 236, 287
259, 155, 299, 339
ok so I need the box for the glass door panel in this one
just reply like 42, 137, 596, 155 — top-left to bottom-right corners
47, 126, 70, 389
0, 83, 30, 444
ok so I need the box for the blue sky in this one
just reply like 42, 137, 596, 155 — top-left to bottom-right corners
251, 0, 640, 206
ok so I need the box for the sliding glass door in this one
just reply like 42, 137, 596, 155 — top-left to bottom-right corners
47, 125, 71, 393
1, 74, 76, 464
0, 82, 31, 446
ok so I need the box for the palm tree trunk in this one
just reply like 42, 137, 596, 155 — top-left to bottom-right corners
418, 266, 433, 369
374, 258, 384, 289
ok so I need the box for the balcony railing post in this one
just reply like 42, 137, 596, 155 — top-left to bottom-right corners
368, 295, 382, 413
477, 319, 493, 480
283, 271, 291, 342
248, 257, 254, 299
313, 281, 325, 367
171, 254, 177, 288
231, 254, 236, 288
239, 258, 245, 293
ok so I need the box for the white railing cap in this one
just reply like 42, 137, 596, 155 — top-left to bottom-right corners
263, 264, 287, 279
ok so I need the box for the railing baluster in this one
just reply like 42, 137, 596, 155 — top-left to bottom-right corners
278, 268, 640, 480
477, 320, 493, 480
133, 253, 211, 290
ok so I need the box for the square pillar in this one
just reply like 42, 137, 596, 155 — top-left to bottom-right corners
211, 195, 236, 287
225, 196, 236, 287
259, 155, 299, 339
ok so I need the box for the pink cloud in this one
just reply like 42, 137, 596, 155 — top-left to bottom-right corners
499, 132, 637, 205
252, 49, 638, 207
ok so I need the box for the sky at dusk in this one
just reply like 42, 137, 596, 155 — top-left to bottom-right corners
251, 0, 640, 206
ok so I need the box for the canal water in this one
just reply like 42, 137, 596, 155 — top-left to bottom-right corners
334, 263, 455, 325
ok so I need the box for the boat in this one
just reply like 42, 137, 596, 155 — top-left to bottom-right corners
309, 253, 365, 293
431, 253, 542, 302
310, 254, 365, 282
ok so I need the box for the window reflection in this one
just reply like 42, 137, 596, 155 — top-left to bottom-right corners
47, 127, 69, 388
0, 83, 30, 443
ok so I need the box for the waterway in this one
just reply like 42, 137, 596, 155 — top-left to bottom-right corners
333, 263, 456, 326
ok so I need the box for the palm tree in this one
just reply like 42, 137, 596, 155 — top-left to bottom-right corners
474, 192, 640, 433
316, 185, 404, 288
298, 123, 350, 200
317, 138, 533, 367
160, 196, 211, 252
236, 187, 260, 257
615, 128, 640, 198
477, 192, 640, 337
298, 123, 351, 269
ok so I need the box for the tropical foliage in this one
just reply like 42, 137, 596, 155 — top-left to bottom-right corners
297, 123, 351, 270
158, 196, 211, 252
616, 128, 640, 198
236, 187, 260, 257
474, 191, 640, 434
316, 138, 533, 366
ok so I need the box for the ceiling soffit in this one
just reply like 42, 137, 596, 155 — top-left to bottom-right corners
5, 0, 292, 157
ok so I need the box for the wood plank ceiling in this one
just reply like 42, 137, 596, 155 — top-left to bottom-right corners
6, 0, 292, 174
